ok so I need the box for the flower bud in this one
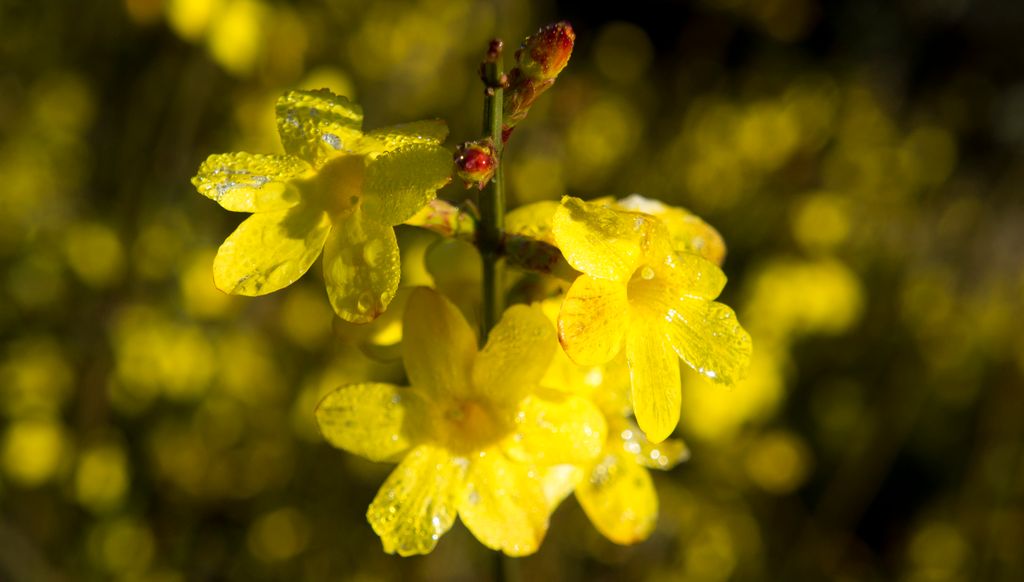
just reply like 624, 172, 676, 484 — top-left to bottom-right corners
454, 140, 498, 189
516, 21, 575, 81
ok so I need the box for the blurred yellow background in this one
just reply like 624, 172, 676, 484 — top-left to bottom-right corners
1, 0, 1022, 580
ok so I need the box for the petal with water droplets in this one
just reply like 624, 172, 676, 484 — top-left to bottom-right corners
360, 119, 449, 154
322, 212, 401, 323
458, 449, 551, 557
613, 418, 690, 470
558, 275, 630, 366
276, 89, 365, 167
367, 444, 465, 556
213, 202, 331, 296
402, 287, 477, 401
626, 319, 681, 444
315, 383, 429, 462
665, 298, 752, 386
362, 144, 452, 226
192, 152, 310, 212
502, 391, 607, 465
575, 448, 658, 545
552, 196, 642, 281
472, 304, 555, 409
665, 252, 727, 300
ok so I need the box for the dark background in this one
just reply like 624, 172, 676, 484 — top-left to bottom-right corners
1, 0, 1022, 580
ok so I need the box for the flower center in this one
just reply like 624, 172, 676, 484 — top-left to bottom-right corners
304, 154, 365, 216
627, 263, 662, 306
441, 398, 508, 453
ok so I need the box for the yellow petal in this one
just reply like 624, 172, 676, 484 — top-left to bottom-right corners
558, 275, 630, 366
322, 212, 400, 323
360, 119, 449, 155
472, 304, 555, 408
614, 195, 726, 265
213, 203, 331, 295
192, 153, 310, 212
275, 89, 364, 167
613, 418, 690, 470
666, 252, 727, 300
660, 207, 726, 266
505, 200, 560, 244
665, 299, 752, 385
626, 320, 681, 443
315, 383, 428, 462
502, 391, 606, 465
458, 449, 550, 556
575, 448, 658, 545
402, 287, 477, 401
367, 444, 465, 556
539, 465, 583, 511
362, 144, 452, 226
425, 238, 482, 329
552, 196, 642, 281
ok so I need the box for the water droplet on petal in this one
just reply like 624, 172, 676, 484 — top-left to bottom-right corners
363, 239, 385, 267
640, 266, 655, 280
357, 292, 373, 312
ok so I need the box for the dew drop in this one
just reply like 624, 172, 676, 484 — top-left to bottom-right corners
363, 239, 385, 267
357, 292, 373, 313
640, 266, 655, 280
322, 133, 342, 150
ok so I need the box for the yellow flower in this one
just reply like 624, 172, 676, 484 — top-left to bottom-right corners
315, 288, 606, 556
553, 196, 752, 443
540, 300, 688, 545
612, 194, 727, 266
192, 89, 451, 323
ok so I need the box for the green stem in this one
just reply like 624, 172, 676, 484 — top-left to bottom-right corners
478, 40, 506, 345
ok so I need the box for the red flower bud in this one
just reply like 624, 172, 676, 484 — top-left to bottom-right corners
454, 140, 498, 189
516, 21, 575, 81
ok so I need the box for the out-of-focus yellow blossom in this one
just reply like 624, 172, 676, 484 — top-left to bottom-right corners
744, 258, 863, 340
566, 97, 641, 189
540, 300, 688, 545
278, 283, 334, 349
110, 305, 215, 406
87, 516, 155, 576
205, 0, 266, 77
743, 430, 812, 494
553, 196, 752, 442
315, 288, 606, 556
64, 221, 125, 288
905, 520, 971, 581
679, 346, 786, 443
193, 89, 452, 323
247, 507, 312, 563
75, 440, 130, 513
0, 336, 73, 418
790, 191, 852, 253
1, 419, 68, 486
132, 209, 192, 281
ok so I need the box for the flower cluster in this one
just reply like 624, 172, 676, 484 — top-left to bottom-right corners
193, 26, 750, 558
192, 89, 451, 323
